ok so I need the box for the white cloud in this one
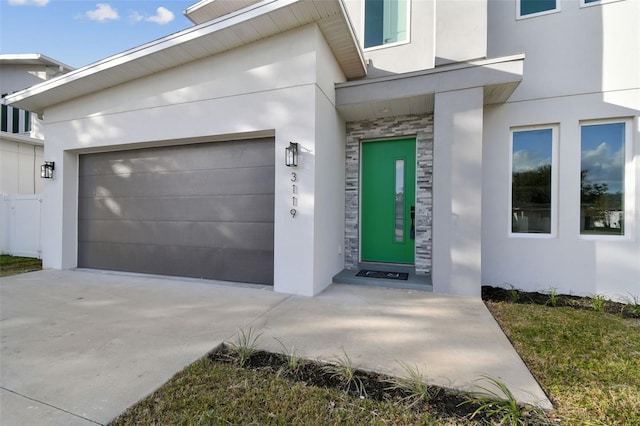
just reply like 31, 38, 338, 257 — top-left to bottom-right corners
582, 142, 624, 193
146, 7, 174, 25
86, 3, 119, 22
8, 0, 49, 6
512, 149, 551, 173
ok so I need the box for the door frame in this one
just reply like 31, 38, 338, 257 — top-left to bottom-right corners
359, 136, 418, 265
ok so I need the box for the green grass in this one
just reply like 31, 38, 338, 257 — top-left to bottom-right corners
111, 359, 464, 425
486, 301, 640, 425
0, 254, 42, 277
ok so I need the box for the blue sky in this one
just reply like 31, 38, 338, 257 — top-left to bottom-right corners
1, 0, 195, 68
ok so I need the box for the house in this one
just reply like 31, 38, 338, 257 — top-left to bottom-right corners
1, 54, 73, 257
6, 0, 638, 299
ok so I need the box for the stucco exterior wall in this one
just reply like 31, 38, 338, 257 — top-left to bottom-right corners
433, 87, 484, 297
342, 0, 488, 77
483, 0, 639, 299
312, 29, 347, 295
40, 24, 346, 296
435, 0, 487, 65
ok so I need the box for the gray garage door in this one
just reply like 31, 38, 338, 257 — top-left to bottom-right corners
78, 138, 274, 285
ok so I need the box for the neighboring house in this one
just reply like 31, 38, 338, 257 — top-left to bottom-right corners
6, 0, 638, 299
1, 54, 73, 256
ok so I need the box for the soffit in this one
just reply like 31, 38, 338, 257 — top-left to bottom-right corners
336, 55, 525, 122
7, 0, 365, 115
184, 0, 262, 24
0, 54, 74, 72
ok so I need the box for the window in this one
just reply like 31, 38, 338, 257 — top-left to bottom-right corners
517, 0, 559, 19
580, 121, 628, 236
511, 126, 558, 236
24, 111, 31, 133
364, 0, 408, 49
580, 0, 624, 7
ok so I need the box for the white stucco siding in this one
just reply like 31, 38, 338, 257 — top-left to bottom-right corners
311, 27, 347, 295
39, 24, 347, 296
482, 92, 640, 300
433, 87, 484, 297
488, 0, 639, 100
435, 0, 487, 65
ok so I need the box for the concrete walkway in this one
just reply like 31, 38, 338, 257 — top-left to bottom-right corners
1, 269, 551, 425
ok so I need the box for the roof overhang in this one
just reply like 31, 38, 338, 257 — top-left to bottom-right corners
0, 53, 74, 73
6, 0, 365, 115
335, 55, 525, 121
184, 0, 262, 24
0, 131, 44, 146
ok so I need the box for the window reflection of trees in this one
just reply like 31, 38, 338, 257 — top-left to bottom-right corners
512, 164, 552, 234
580, 169, 624, 235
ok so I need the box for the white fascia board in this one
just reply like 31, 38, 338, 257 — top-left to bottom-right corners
336, 54, 525, 106
0, 53, 73, 70
0, 131, 44, 146
6, 0, 364, 114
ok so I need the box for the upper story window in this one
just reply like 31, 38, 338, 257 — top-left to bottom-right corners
580, 120, 631, 237
517, 0, 560, 19
364, 0, 409, 49
580, 0, 624, 7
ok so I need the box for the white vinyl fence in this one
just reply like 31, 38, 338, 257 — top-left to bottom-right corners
1, 193, 42, 258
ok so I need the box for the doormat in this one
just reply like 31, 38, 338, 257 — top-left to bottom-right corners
356, 270, 409, 280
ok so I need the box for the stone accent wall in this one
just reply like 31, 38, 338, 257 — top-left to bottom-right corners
345, 114, 434, 274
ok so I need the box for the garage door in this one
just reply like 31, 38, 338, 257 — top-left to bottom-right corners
78, 138, 274, 285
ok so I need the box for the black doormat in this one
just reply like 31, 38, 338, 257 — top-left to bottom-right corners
356, 269, 409, 280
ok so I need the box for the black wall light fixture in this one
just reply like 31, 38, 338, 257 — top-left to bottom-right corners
285, 142, 298, 167
40, 161, 55, 179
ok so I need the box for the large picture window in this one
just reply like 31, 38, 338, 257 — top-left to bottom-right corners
364, 0, 408, 49
511, 127, 557, 235
517, 0, 559, 18
580, 121, 627, 236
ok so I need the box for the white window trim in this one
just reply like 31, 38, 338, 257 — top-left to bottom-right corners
580, 0, 625, 8
361, 0, 412, 52
516, 0, 561, 20
579, 117, 634, 240
508, 124, 559, 239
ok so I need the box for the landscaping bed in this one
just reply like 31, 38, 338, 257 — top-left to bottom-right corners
113, 343, 552, 425
482, 285, 640, 318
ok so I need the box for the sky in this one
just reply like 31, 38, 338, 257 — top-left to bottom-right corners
1, 0, 196, 68
581, 122, 625, 194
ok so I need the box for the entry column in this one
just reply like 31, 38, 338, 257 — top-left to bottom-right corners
433, 87, 483, 297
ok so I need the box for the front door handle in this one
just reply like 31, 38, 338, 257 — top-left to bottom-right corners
410, 206, 415, 240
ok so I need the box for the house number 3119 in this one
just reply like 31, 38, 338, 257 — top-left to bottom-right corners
290, 172, 297, 218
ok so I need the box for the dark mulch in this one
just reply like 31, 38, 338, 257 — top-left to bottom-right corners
209, 344, 553, 425
481, 285, 640, 319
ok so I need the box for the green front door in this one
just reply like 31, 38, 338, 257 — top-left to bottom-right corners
361, 138, 416, 264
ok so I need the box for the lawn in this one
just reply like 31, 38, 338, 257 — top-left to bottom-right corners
486, 301, 640, 425
0, 254, 42, 277
112, 289, 640, 426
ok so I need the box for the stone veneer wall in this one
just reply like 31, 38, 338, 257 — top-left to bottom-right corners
345, 114, 434, 274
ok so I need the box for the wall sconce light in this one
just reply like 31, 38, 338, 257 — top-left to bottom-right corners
285, 142, 298, 167
40, 161, 55, 179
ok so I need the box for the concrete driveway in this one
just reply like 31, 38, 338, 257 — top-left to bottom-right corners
1, 269, 551, 425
